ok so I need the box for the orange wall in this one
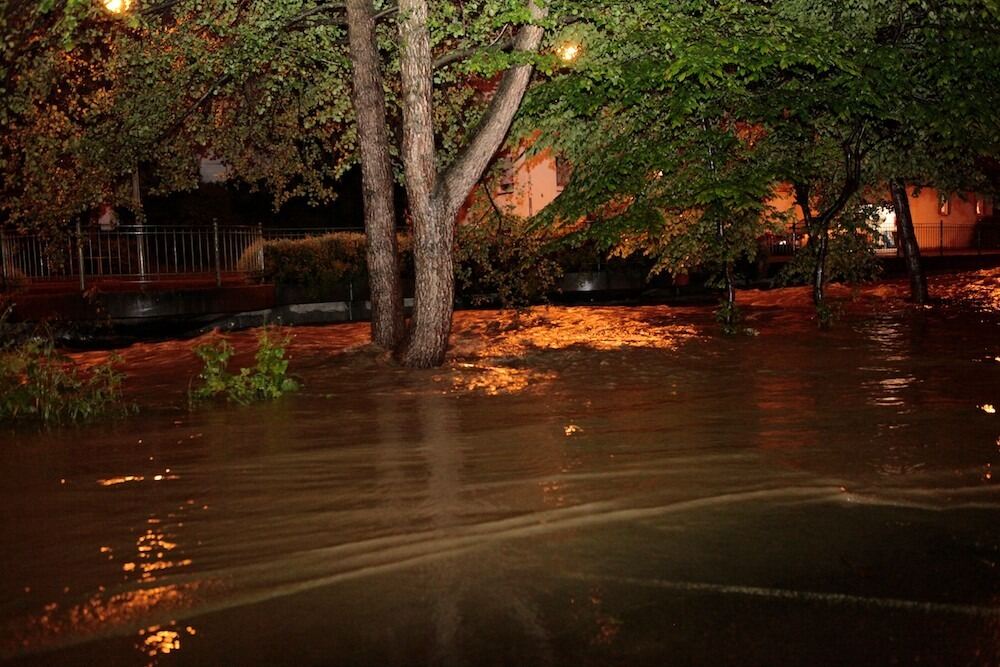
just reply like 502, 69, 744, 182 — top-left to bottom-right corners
487, 153, 993, 233
491, 149, 563, 218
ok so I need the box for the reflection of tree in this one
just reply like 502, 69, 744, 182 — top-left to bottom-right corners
406, 389, 554, 666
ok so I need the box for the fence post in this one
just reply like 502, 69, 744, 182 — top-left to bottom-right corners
939, 219, 943, 256
0, 229, 7, 291
212, 218, 222, 288
257, 223, 265, 273
76, 220, 86, 292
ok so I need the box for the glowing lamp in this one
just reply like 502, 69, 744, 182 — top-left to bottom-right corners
103, 0, 133, 14
557, 43, 580, 62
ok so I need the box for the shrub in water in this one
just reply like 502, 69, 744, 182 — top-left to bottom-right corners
0, 315, 131, 424
190, 329, 299, 405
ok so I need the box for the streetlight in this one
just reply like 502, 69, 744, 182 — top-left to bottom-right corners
103, 0, 133, 13
100, 0, 147, 278
556, 43, 580, 62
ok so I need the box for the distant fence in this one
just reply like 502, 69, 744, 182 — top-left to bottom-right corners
875, 221, 1000, 255
0, 224, 374, 291
764, 221, 1000, 258
0, 222, 269, 290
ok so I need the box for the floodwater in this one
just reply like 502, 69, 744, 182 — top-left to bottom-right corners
2, 271, 999, 666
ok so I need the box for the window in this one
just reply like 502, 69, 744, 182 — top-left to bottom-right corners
497, 157, 516, 194
556, 156, 572, 190
976, 195, 985, 217
937, 192, 950, 216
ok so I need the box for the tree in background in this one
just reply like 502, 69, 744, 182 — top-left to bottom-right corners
522, 0, 1000, 321
520, 1, 826, 329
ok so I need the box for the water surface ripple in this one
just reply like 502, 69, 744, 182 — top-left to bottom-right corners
2, 282, 999, 666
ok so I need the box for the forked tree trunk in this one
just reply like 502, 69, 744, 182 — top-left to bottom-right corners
397, 0, 546, 368
890, 179, 928, 304
811, 224, 830, 306
794, 183, 830, 307
346, 0, 405, 349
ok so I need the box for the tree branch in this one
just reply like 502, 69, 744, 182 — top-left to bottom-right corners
435, 0, 548, 218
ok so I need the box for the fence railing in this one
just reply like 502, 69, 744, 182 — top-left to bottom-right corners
1, 222, 265, 290
764, 221, 1000, 258
874, 221, 1000, 255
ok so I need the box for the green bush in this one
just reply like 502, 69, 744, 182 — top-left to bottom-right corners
248, 224, 565, 309
0, 313, 131, 424
455, 214, 563, 308
190, 328, 299, 405
243, 232, 414, 290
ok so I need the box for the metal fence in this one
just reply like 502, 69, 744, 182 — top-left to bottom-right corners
874, 221, 1000, 255
764, 221, 1000, 258
1, 222, 265, 290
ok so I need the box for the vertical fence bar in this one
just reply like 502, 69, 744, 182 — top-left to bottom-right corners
977, 228, 982, 255
213, 219, 222, 287
939, 219, 944, 256
257, 223, 265, 273
0, 229, 7, 290
75, 220, 86, 291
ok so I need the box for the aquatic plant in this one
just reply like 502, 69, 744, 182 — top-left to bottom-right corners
0, 312, 131, 424
715, 300, 758, 336
190, 329, 299, 405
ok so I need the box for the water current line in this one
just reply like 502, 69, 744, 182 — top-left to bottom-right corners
8, 483, 999, 658
561, 573, 1000, 618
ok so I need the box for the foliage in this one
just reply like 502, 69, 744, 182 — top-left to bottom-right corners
520, 0, 1000, 307
0, 314, 131, 424
190, 329, 299, 405
1, 0, 566, 231
455, 198, 563, 308
779, 204, 883, 288
520, 0, 814, 303
244, 232, 414, 290
715, 300, 757, 337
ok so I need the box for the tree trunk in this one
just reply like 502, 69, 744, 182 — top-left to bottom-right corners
811, 224, 829, 307
396, 0, 546, 367
890, 178, 928, 304
346, 0, 405, 349
724, 261, 736, 313
794, 184, 827, 307
397, 0, 449, 367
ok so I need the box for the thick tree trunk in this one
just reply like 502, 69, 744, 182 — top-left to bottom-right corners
397, 0, 450, 367
396, 0, 546, 367
890, 179, 928, 304
346, 0, 405, 349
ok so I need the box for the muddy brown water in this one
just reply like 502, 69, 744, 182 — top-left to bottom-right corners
2, 273, 999, 666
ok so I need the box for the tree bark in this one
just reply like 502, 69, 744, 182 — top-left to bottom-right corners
397, 0, 546, 368
794, 183, 829, 307
724, 261, 736, 312
397, 0, 449, 367
890, 179, 928, 304
346, 0, 405, 349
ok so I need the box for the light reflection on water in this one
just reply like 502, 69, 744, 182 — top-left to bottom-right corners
1, 272, 999, 665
